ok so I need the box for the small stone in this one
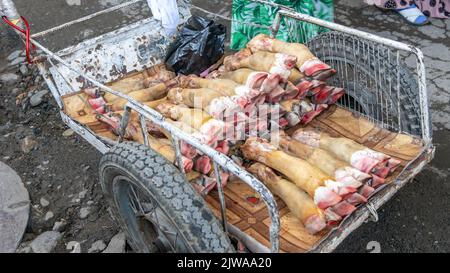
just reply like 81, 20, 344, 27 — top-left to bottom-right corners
88, 240, 107, 253
79, 207, 90, 219
78, 190, 87, 199
52, 220, 67, 232
30, 231, 61, 253
434, 78, 450, 91
10, 57, 26, 66
20, 136, 37, 153
44, 211, 54, 221
40, 197, 50, 207
19, 64, 28, 75
16, 246, 32, 253
7, 50, 22, 61
66, 241, 81, 253
87, 200, 94, 205
102, 232, 126, 253
0, 122, 11, 134
34, 75, 42, 85
29, 90, 49, 107
0, 73, 20, 84
62, 129, 74, 137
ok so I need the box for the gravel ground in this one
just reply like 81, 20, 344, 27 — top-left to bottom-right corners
0, 0, 448, 253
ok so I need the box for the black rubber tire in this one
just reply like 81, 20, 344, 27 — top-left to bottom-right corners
99, 141, 234, 253
307, 31, 422, 136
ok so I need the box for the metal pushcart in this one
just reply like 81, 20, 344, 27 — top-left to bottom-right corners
1, 0, 434, 252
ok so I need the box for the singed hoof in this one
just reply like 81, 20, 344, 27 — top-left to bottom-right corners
372, 165, 390, 179
369, 174, 385, 188
180, 141, 197, 159
331, 201, 356, 217
314, 187, 342, 209
359, 184, 375, 199
181, 157, 194, 173
311, 68, 337, 81
343, 192, 368, 206
304, 214, 327, 235
194, 155, 212, 175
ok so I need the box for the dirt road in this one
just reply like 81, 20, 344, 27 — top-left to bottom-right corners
0, 0, 448, 253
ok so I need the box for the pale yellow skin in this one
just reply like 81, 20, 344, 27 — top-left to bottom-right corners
320, 137, 363, 163
142, 97, 169, 109
224, 51, 305, 84
293, 129, 366, 164
103, 97, 167, 121
103, 65, 175, 102
288, 68, 305, 84
110, 83, 168, 111
104, 75, 146, 102
226, 51, 279, 72
248, 163, 324, 228
143, 67, 176, 88
167, 87, 223, 109
146, 135, 177, 162
219, 68, 255, 85
241, 138, 331, 197
279, 136, 349, 177
156, 103, 212, 131
247, 34, 316, 70
188, 78, 240, 97
130, 122, 199, 175
163, 119, 200, 139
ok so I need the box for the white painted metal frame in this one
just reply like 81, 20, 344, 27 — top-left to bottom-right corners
1, 0, 434, 253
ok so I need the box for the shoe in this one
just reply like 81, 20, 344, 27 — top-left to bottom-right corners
395, 4, 428, 25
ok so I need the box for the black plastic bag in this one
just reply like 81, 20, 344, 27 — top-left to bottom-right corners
165, 16, 226, 75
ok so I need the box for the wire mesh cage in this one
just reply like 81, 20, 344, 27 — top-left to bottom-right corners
1, 0, 434, 253
191, 1, 430, 142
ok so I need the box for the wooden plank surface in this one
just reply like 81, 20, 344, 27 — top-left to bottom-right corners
62, 83, 424, 253
206, 106, 424, 253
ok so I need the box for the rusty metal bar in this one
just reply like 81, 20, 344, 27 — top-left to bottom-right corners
171, 135, 186, 174
213, 161, 228, 233
139, 114, 149, 146
118, 106, 132, 143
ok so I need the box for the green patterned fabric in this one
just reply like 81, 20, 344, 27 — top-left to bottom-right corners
231, 0, 334, 50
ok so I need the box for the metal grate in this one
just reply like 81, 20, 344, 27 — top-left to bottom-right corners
191, 1, 430, 140
269, 9, 430, 141
4, 0, 432, 253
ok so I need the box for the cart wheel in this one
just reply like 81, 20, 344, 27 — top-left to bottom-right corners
99, 142, 234, 253
307, 32, 422, 136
